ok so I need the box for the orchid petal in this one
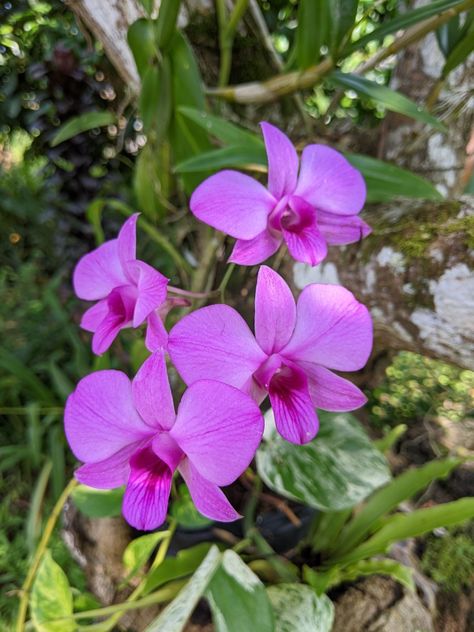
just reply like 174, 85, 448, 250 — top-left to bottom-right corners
145, 311, 168, 352
229, 230, 281, 266
283, 284, 373, 371
91, 310, 124, 355
179, 459, 240, 522
75, 442, 141, 489
190, 170, 275, 240
73, 240, 127, 301
64, 370, 152, 463
294, 145, 366, 216
255, 266, 296, 355
269, 365, 319, 444
282, 224, 327, 266
126, 261, 168, 327
318, 211, 372, 245
168, 304, 266, 392
260, 122, 298, 199
171, 380, 264, 486
132, 351, 175, 430
80, 300, 108, 332
122, 446, 173, 531
117, 213, 138, 273
301, 363, 367, 412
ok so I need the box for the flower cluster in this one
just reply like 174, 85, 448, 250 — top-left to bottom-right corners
65, 122, 372, 530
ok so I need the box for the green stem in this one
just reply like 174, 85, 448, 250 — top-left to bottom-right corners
218, 263, 235, 303
15, 479, 78, 632
217, 0, 250, 87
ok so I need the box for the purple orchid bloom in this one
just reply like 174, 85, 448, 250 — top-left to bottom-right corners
190, 122, 370, 266
168, 266, 372, 445
65, 351, 264, 530
73, 214, 169, 354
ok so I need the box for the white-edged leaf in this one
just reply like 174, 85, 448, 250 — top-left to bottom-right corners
267, 583, 334, 632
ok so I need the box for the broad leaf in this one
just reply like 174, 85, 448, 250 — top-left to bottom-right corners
128, 18, 156, 77
334, 497, 474, 565
295, 0, 329, 68
30, 550, 75, 632
334, 457, 462, 555
155, 0, 182, 51
50, 111, 115, 147
256, 412, 391, 511
346, 153, 443, 202
143, 543, 213, 595
123, 531, 171, 579
207, 550, 275, 632
175, 145, 266, 173
332, 72, 446, 131
145, 545, 221, 632
267, 583, 334, 632
71, 484, 123, 518
169, 484, 212, 529
346, 0, 467, 54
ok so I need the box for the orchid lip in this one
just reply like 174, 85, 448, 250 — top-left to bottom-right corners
253, 353, 283, 390
268, 195, 316, 234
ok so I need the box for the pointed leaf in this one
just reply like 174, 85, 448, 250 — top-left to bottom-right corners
143, 543, 213, 595
178, 107, 262, 147
155, 0, 182, 51
295, 0, 329, 68
267, 583, 334, 632
175, 145, 266, 173
256, 412, 391, 511
123, 531, 171, 579
50, 111, 115, 147
71, 484, 124, 518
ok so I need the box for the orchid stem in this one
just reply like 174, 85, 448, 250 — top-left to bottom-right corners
15, 478, 78, 632
218, 263, 236, 303
167, 285, 217, 300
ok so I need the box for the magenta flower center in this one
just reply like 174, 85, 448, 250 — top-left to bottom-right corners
108, 285, 138, 325
269, 195, 316, 234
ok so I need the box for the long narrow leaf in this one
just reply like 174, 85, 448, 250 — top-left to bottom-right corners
332, 71, 446, 131
178, 106, 262, 147
50, 111, 115, 147
295, 0, 329, 68
175, 144, 266, 173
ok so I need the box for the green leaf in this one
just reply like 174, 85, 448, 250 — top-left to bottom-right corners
134, 142, 165, 220
139, 0, 155, 16
143, 543, 213, 595
170, 484, 212, 529
374, 424, 407, 454
333, 457, 462, 556
267, 583, 334, 632
346, 153, 443, 202
334, 497, 474, 566
155, 0, 182, 51
27, 461, 52, 553
128, 18, 157, 78
332, 71, 446, 131
339, 559, 415, 591
177, 107, 262, 147
175, 145, 266, 173
442, 18, 474, 76
30, 550, 75, 632
140, 65, 161, 132
295, 0, 329, 68
329, 0, 359, 55
85, 198, 105, 246
436, 14, 462, 57
145, 545, 221, 632
346, 0, 467, 54
123, 531, 171, 580
0, 346, 56, 404
71, 484, 124, 518
256, 412, 391, 511
207, 550, 275, 632
50, 111, 115, 147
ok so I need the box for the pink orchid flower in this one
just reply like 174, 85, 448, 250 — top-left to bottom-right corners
190, 122, 370, 266
65, 351, 264, 530
73, 214, 169, 354
168, 266, 372, 445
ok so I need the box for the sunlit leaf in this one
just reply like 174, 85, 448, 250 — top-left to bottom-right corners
30, 550, 75, 632
71, 484, 124, 518
50, 111, 115, 147
256, 412, 391, 511
267, 583, 334, 632
332, 72, 446, 131
123, 531, 171, 580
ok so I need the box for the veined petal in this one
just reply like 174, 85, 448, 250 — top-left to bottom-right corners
145, 311, 168, 352
179, 459, 240, 522
80, 300, 108, 332
301, 363, 367, 412
122, 446, 173, 531
282, 224, 327, 266
168, 304, 266, 392
269, 365, 319, 445
171, 380, 264, 486
284, 284, 373, 371
117, 213, 138, 274
318, 211, 372, 245
294, 145, 366, 216
75, 442, 141, 489
255, 266, 296, 354
261, 122, 298, 199
127, 261, 168, 327
73, 240, 127, 301
190, 170, 275, 240
91, 310, 124, 355
132, 351, 175, 430
64, 370, 152, 463
229, 230, 281, 266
